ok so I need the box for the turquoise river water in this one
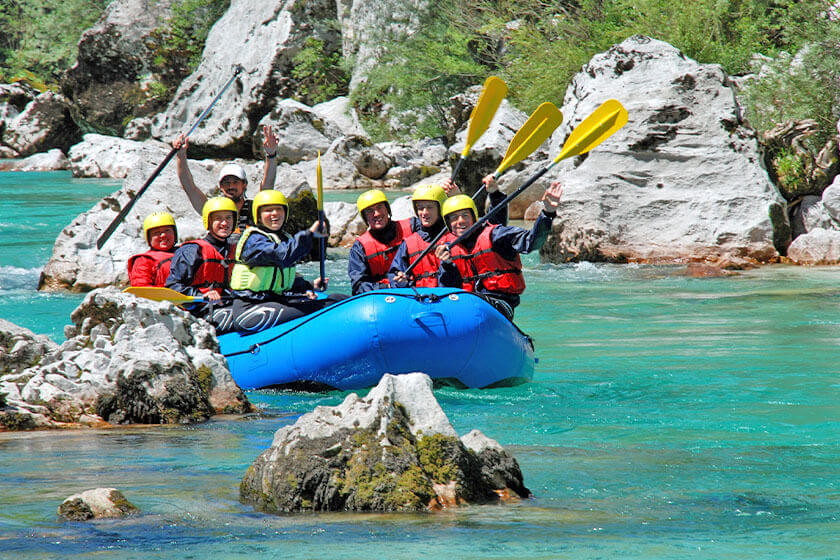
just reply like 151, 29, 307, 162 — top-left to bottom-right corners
0, 171, 838, 558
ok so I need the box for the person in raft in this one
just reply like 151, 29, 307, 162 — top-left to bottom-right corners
389, 176, 509, 288
436, 180, 564, 319
127, 212, 178, 287
228, 190, 348, 332
347, 189, 415, 295
172, 125, 279, 234
165, 197, 238, 332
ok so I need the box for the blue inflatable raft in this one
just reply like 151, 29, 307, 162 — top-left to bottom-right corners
217, 288, 536, 390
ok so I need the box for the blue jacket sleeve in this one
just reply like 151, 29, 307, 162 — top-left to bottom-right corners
165, 243, 204, 298
348, 240, 384, 294
485, 190, 508, 226
437, 259, 462, 288
239, 229, 313, 267
489, 210, 556, 260
387, 241, 412, 287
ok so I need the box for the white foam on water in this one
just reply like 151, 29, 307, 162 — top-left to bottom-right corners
0, 265, 42, 291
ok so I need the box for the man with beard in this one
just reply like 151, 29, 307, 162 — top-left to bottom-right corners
172, 125, 279, 234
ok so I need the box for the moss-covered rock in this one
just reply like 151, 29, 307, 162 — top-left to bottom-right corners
240, 373, 529, 513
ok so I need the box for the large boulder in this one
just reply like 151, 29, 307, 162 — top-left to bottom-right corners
0, 149, 68, 172
68, 134, 170, 178
151, 0, 341, 157
0, 288, 251, 430
240, 373, 529, 513
0, 82, 38, 155
2, 92, 82, 156
61, 0, 177, 135
39, 140, 316, 291
255, 99, 345, 164
786, 228, 840, 264
537, 35, 786, 265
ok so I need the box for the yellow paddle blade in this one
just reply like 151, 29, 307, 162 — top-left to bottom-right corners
554, 99, 628, 163
495, 102, 563, 176
461, 76, 508, 157
316, 151, 323, 211
123, 286, 199, 305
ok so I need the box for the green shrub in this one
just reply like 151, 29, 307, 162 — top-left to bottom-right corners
351, 0, 836, 138
773, 149, 807, 196
0, 0, 109, 85
351, 16, 488, 141
292, 36, 349, 105
146, 0, 230, 90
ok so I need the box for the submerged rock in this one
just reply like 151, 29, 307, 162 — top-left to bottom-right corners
58, 488, 139, 521
0, 287, 251, 430
240, 373, 529, 513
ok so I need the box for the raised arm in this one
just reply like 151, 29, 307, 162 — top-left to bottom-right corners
259, 125, 279, 191
173, 134, 207, 214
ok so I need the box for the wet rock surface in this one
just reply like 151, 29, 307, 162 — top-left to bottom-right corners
240, 373, 529, 513
0, 287, 251, 430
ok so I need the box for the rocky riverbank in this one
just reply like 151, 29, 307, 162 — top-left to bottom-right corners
3, 0, 840, 286
0, 288, 250, 430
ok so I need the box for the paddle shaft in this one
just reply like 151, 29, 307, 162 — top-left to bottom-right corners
403, 182, 492, 276
96, 66, 244, 250
448, 162, 554, 247
318, 210, 326, 284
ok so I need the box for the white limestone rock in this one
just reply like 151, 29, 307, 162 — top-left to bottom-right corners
0, 287, 251, 430
0, 149, 68, 171
2, 92, 81, 156
539, 35, 785, 264
787, 228, 840, 264
151, 0, 339, 154
58, 488, 139, 520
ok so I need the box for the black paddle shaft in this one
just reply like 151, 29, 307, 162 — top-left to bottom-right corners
448, 165, 549, 247
96, 65, 244, 250
96, 148, 178, 249
403, 183, 488, 276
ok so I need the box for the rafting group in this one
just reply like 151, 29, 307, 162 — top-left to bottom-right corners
127, 122, 564, 334
115, 74, 627, 345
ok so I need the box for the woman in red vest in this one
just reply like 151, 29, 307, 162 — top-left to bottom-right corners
439, 181, 564, 319
127, 212, 178, 287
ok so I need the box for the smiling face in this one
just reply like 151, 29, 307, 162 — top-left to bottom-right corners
208, 210, 236, 240
148, 225, 176, 251
414, 201, 440, 228
259, 204, 286, 231
363, 202, 390, 231
219, 175, 247, 202
446, 209, 475, 237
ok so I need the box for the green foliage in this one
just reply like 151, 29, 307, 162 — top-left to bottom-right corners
773, 149, 807, 196
292, 36, 349, 105
146, 0, 230, 90
743, 21, 840, 148
0, 0, 110, 85
352, 0, 838, 141
351, 16, 488, 141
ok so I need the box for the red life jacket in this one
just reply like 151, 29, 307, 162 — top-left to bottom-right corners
357, 218, 414, 285
444, 224, 525, 294
403, 232, 441, 287
181, 239, 231, 292
127, 249, 174, 287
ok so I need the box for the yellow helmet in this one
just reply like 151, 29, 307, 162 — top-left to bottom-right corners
142, 212, 177, 245
252, 190, 289, 226
442, 195, 478, 231
356, 189, 390, 223
202, 197, 238, 230
411, 184, 447, 211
